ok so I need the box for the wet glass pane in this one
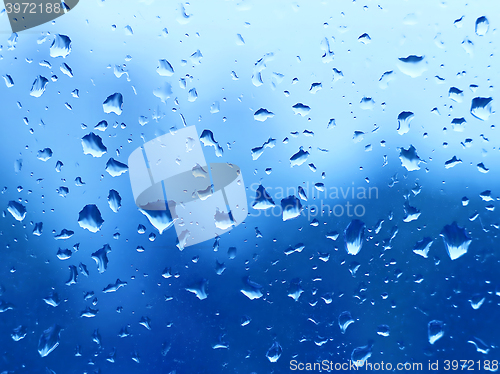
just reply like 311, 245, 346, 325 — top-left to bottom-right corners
0, 0, 499, 372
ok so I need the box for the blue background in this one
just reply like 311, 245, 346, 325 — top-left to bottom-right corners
0, 0, 499, 372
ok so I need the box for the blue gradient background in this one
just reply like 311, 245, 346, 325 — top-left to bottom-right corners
0, 0, 499, 373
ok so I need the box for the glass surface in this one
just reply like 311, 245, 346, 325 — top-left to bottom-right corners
0, 0, 499, 372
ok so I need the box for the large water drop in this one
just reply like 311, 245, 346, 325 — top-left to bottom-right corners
440, 222, 471, 260
49, 34, 71, 58
105, 158, 128, 177
7, 201, 26, 221
82, 132, 107, 157
475, 16, 489, 36
344, 219, 365, 255
397, 55, 427, 77
266, 341, 282, 363
399, 145, 421, 171
252, 185, 275, 210
281, 195, 302, 221
428, 320, 444, 344
78, 204, 104, 233
102, 93, 123, 115
91, 244, 111, 273
38, 325, 62, 357
157, 59, 174, 76
470, 97, 493, 121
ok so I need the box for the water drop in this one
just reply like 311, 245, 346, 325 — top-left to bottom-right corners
290, 147, 309, 167
252, 185, 275, 210
11, 325, 27, 341
281, 195, 302, 221
360, 97, 375, 110
397, 111, 414, 135
186, 279, 208, 300
444, 156, 462, 169
78, 204, 104, 233
43, 291, 60, 307
7, 201, 26, 221
37, 148, 53, 161
57, 248, 72, 260
92, 244, 111, 273
479, 190, 493, 201
3, 74, 14, 87
241, 276, 263, 300
470, 97, 493, 121
0, 300, 15, 312
139, 209, 175, 234
475, 16, 489, 36
379, 70, 395, 89
397, 55, 427, 77
103, 279, 127, 293
287, 279, 304, 301
49, 34, 71, 58
190, 49, 203, 65
377, 325, 390, 337
440, 222, 471, 260
188, 88, 198, 102
251, 138, 276, 160
351, 343, 372, 366
462, 38, 474, 56
30, 75, 48, 97
82, 132, 107, 157
338, 311, 354, 333
105, 158, 128, 176
344, 219, 365, 255
153, 82, 173, 102
107, 189, 122, 212
60, 63, 73, 77
33, 222, 43, 236
139, 316, 152, 330
254, 108, 274, 121
215, 260, 226, 275
103, 93, 123, 115
451, 117, 466, 132
214, 209, 234, 230
477, 162, 489, 173
266, 341, 283, 363
38, 325, 62, 357
200, 130, 223, 157
332, 67, 343, 82
157, 59, 174, 76
468, 337, 490, 354
399, 145, 421, 171
403, 202, 421, 222
449, 87, 464, 102
358, 33, 371, 44
65, 265, 78, 286
470, 294, 485, 310
320, 37, 334, 63
428, 320, 444, 344
292, 103, 311, 116
413, 237, 433, 258
309, 82, 322, 93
